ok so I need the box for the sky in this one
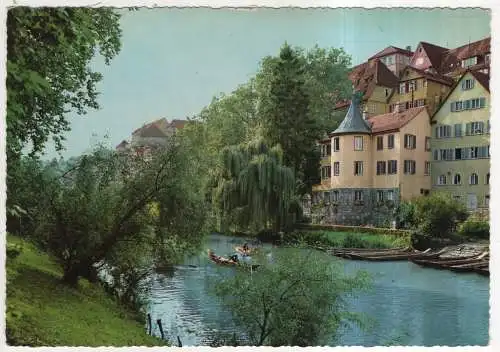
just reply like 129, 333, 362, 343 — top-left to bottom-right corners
43, 7, 491, 159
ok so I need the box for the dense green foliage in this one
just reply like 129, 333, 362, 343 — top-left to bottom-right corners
284, 230, 409, 249
213, 248, 370, 346
211, 139, 296, 233
6, 235, 165, 346
400, 193, 468, 239
458, 216, 490, 239
6, 7, 121, 159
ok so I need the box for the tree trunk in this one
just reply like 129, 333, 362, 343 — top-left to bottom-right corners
62, 265, 80, 286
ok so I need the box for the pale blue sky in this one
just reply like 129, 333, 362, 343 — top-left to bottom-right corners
44, 7, 491, 159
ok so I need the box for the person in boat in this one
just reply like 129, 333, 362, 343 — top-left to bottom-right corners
243, 243, 249, 252
229, 254, 239, 263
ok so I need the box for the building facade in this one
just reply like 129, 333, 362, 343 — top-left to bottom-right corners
430, 71, 490, 210
312, 92, 432, 226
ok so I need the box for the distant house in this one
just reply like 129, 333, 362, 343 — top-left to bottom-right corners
116, 118, 187, 157
312, 92, 432, 226
430, 70, 490, 210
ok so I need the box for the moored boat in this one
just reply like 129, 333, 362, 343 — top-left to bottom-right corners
208, 250, 260, 270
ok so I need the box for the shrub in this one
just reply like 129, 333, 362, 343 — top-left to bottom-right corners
412, 192, 468, 238
458, 218, 490, 239
342, 233, 367, 248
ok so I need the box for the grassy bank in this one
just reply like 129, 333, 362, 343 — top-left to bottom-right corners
6, 235, 165, 346
284, 230, 410, 249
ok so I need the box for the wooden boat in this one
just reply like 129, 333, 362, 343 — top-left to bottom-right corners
235, 246, 259, 256
447, 260, 490, 273
329, 246, 409, 253
474, 267, 490, 276
208, 250, 260, 270
411, 251, 489, 269
338, 248, 432, 262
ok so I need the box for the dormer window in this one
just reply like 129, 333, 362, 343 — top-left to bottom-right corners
462, 56, 478, 68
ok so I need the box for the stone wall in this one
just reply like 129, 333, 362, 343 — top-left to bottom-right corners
310, 188, 400, 227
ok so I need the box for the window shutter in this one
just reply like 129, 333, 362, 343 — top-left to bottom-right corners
479, 121, 485, 133
454, 124, 461, 137
480, 97, 486, 108
487, 120, 490, 134
466, 123, 471, 136
471, 79, 475, 89
464, 147, 471, 159
450, 102, 455, 112
433, 150, 438, 161
461, 80, 466, 90
435, 127, 439, 138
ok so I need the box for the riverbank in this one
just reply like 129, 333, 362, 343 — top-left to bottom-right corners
6, 235, 165, 346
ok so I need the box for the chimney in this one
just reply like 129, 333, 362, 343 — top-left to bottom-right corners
363, 111, 368, 120
406, 45, 412, 52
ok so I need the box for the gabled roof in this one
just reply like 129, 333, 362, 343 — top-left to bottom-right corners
368, 106, 427, 134
132, 118, 188, 137
331, 92, 372, 136
439, 37, 490, 75
431, 70, 490, 121
369, 46, 413, 60
417, 42, 449, 70
400, 65, 455, 86
347, 59, 398, 104
116, 140, 129, 149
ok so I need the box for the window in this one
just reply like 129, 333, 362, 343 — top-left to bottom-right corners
469, 147, 479, 159
385, 89, 389, 97
461, 56, 478, 68
354, 136, 363, 151
387, 134, 395, 149
435, 125, 452, 138
399, 83, 406, 95
333, 162, 340, 176
437, 175, 447, 185
354, 190, 364, 202
332, 190, 339, 202
404, 134, 416, 149
469, 173, 479, 185
387, 55, 394, 65
455, 148, 463, 160
466, 122, 484, 135
462, 78, 475, 90
321, 166, 331, 180
388, 160, 398, 174
377, 190, 384, 202
486, 54, 491, 65
485, 195, 490, 208
354, 161, 363, 176
425, 137, 431, 151
424, 161, 431, 176
387, 190, 395, 201
409, 81, 416, 92
485, 173, 490, 185
454, 124, 463, 137
321, 144, 331, 157
453, 174, 461, 185
376, 161, 387, 175
333, 137, 340, 152
403, 160, 416, 175
376, 136, 384, 150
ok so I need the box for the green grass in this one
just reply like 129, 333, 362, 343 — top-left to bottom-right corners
6, 235, 166, 347
285, 230, 410, 249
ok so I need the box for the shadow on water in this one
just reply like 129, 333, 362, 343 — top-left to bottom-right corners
146, 233, 489, 347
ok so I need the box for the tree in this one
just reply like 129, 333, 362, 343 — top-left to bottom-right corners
211, 139, 296, 233
32, 140, 208, 286
213, 248, 370, 346
256, 43, 351, 195
6, 7, 122, 160
412, 193, 468, 238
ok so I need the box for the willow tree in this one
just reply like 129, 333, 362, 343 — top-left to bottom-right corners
211, 139, 296, 233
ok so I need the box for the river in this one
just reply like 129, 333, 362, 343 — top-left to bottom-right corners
146, 234, 489, 346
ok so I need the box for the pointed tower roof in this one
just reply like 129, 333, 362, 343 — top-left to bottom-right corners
331, 91, 372, 136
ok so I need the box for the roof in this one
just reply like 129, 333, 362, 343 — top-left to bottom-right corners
348, 59, 399, 101
400, 66, 455, 86
431, 70, 490, 121
368, 106, 427, 134
116, 140, 129, 149
369, 46, 413, 60
440, 37, 490, 75
331, 92, 372, 135
132, 118, 188, 137
418, 42, 449, 70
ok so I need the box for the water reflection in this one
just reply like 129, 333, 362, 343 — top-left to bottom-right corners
146, 234, 489, 346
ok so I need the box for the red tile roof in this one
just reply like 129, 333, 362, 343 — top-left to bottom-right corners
418, 42, 449, 70
470, 70, 490, 92
401, 66, 455, 86
116, 140, 129, 149
369, 46, 413, 60
367, 106, 426, 134
348, 59, 399, 101
132, 118, 187, 137
440, 37, 490, 74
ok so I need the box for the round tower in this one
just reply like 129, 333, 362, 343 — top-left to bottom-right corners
330, 91, 373, 189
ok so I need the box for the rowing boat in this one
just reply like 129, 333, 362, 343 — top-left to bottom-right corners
208, 250, 260, 270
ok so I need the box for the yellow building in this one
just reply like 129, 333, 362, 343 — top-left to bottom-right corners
312, 92, 432, 226
388, 66, 454, 116
430, 71, 490, 210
